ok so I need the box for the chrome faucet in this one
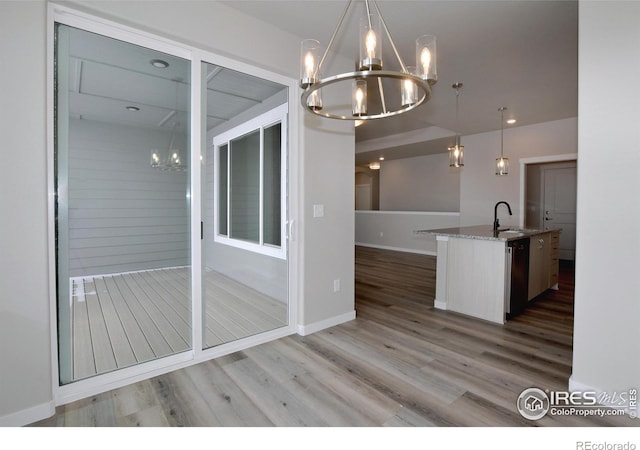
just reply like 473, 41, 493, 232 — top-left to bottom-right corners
493, 201, 512, 231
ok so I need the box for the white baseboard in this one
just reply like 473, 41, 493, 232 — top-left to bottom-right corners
355, 242, 436, 256
0, 400, 55, 427
297, 310, 356, 336
434, 299, 447, 310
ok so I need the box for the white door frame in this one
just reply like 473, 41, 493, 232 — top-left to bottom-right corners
518, 153, 577, 227
47, 3, 299, 406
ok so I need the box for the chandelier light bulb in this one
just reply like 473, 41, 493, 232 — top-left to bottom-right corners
353, 80, 367, 116
421, 48, 431, 75
365, 29, 377, 59
304, 52, 315, 78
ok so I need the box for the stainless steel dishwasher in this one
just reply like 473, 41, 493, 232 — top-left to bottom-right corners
506, 238, 530, 318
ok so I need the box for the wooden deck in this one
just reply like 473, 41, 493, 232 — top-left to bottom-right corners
71, 267, 287, 381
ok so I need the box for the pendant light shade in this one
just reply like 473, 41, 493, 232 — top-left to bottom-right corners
448, 82, 464, 167
496, 106, 509, 175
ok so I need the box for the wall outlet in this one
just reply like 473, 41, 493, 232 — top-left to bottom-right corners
333, 278, 341, 292
313, 204, 324, 218
379, 231, 384, 237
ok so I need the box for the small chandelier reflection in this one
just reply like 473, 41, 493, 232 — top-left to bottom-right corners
299, 0, 437, 120
151, 79, 187, 172
496, 106, 509, 176
150, 121, 186, 172
448, 82, 464, 167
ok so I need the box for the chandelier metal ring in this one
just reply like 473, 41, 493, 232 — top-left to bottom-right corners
301, 70, 431, 120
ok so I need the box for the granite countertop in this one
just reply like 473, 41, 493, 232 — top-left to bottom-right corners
415, 225, 559, 242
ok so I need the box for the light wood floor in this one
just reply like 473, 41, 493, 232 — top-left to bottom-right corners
70, 267, 287, 381
36, 246, 637, 426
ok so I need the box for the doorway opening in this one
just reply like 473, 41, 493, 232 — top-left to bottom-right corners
520, 154, 577, 263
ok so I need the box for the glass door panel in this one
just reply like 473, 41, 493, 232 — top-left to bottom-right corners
201, 61, 289, 349
55, 24, 191, 383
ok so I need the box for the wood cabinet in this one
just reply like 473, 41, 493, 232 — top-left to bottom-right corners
528, 230, 561, 300
528, 232, 550, 300
548, 230, 560, 288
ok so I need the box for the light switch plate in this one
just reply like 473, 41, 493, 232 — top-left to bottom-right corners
313, 204, 324, 218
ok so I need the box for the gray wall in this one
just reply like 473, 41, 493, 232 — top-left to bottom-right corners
0, 0, 52, 425
572, 1, 640, 400
67, 119, 189, 276
379, 152, 460, 212
0, 0, 356, 426
460, 117, 578, 227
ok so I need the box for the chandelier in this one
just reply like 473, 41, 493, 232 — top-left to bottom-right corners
299, 0, 437, 120
150, 79, 187, 172
150, 121, 186, 172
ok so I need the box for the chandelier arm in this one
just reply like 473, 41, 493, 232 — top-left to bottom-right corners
364, 0, 373, 28
372, 0, 408, 72
500, 108, 504, 157
316, 0, 353, 77
455, 89, 460, 146
377, 77, 388, 115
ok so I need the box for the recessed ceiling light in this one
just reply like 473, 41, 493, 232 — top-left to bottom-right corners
379, 157, 385, 161
150, 59, 169, 68
126, 106, 140, 112
507, 118, 517, 124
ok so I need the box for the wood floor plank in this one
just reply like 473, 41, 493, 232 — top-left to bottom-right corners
113, 274, 173, 358
102, 275, 155, 364
83, 278, 117, 374
72, 280, 96, 380
121, 273, 189, 353
40, 248, 639, 428
129, 271, 192, 346
92, 277, 137, 368
220, 357, 329, 426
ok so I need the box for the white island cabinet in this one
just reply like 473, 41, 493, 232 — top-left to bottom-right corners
417, 225, 560, 324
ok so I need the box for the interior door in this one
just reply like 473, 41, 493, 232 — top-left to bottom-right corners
543, 165, 577, 260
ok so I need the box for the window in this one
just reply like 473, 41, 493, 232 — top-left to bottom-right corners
214, 104, 287, 258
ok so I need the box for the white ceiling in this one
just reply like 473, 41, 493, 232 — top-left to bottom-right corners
65, 26, 286, 134
221, 0, 578, 156
64, 1, 578, 164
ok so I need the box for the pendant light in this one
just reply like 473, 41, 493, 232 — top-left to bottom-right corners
496, 106, 509, 175
448, 82, 464, 167
299, 0, 437, 120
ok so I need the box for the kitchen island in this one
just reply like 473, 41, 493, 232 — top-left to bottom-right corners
416, 225, 560, 324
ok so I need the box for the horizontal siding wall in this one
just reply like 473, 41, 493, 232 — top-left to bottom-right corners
68, 119, 189, 276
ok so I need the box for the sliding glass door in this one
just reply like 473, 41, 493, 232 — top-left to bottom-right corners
55, 24, 192, 383
200, 62, 289, 349
53, 13, 291, 389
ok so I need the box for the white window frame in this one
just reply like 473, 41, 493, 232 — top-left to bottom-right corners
213, 104, 288, 260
